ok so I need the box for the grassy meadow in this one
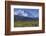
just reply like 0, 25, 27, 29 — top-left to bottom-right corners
14, 20, 39, 27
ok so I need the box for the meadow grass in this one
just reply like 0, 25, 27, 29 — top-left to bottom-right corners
14, 20, 39, 27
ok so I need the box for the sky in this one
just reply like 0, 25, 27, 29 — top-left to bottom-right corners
14, 8, 39, 18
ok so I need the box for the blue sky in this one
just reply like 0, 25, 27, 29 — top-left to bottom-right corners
14, 8, 39, 18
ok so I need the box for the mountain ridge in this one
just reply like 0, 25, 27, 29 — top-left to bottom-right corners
14, 15, 39, 21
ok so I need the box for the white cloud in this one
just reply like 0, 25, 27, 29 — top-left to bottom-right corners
14, 9, 38, 18
24, 13, 28, 17
14, 10, 28, 17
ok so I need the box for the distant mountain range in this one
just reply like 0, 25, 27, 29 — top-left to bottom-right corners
14, 15, 39, 21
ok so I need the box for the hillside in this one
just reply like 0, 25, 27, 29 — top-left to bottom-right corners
14, 15, 39, 21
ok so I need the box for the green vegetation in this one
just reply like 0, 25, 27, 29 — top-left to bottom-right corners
14, 20, 39, 27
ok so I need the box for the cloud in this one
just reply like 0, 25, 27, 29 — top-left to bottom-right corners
14, 9, 39, 18
24, 13, 28, 16
14, 9, 28, 17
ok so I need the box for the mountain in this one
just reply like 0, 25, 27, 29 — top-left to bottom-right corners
14, 15, 39, 21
